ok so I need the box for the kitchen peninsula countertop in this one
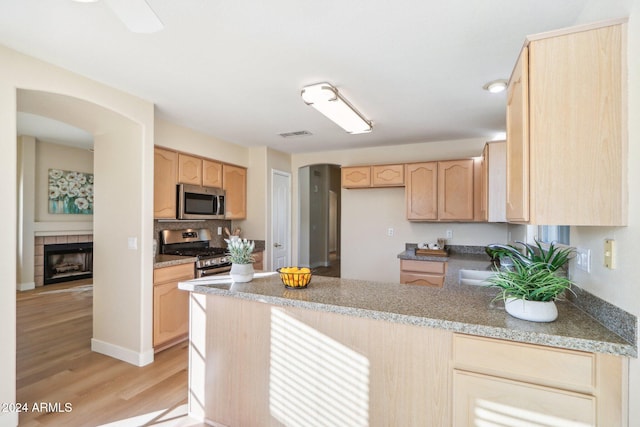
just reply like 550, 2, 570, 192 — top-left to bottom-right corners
179, 271, 636, 358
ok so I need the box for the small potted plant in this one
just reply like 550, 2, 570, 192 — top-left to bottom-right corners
225, 238, 255, 283
485, 240, 575, 322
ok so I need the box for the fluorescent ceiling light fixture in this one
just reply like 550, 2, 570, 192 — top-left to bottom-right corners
483, 79, 508, 93
301, 83, 372, 134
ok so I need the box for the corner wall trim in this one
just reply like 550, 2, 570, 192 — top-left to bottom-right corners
17, 281, 35, 291
91, 338, 154, 367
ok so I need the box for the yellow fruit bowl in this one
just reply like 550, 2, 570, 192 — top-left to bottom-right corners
277, 267, 312, 289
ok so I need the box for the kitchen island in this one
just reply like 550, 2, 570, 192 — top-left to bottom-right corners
179, 273, 633, 426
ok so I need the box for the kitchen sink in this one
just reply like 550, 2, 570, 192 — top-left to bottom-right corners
458, 269, 496, 286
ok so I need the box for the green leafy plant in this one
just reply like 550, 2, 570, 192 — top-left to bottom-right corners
485, 240, 575, 272
485, 240, 575, 302
225, 238, 255, 264
487, 261, 573, 302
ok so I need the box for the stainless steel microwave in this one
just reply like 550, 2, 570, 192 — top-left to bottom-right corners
177, 184, 225, 220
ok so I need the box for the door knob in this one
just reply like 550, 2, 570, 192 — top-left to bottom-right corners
274, 243, 282, 248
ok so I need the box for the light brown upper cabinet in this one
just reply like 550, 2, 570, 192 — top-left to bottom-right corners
372, 164, 404, 186
178, 153, 202, 185
438, 159, 474, 221
155, 146, 246, 219
406, 162, 438, 220
486, 141, 507, 222
342, 164, 404, 188
202, 159, 223, 188
473, 154, 487, 222
178, 154, 223, 188
407, 160, 474, 221
506, 21, 627, 225
154, 147, 178, 219
223, 164, 247, 219
342, 166, 371, 188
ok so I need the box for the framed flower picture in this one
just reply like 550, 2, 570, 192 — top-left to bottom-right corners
48, 169, 94, 214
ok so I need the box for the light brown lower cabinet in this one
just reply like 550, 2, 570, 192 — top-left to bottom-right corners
188, 295, 628, 426
452, 334, 627, 427
400, 259, 447, 287
153, 263, 194, 351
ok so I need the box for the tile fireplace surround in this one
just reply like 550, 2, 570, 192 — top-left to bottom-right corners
34, 234, 93, 287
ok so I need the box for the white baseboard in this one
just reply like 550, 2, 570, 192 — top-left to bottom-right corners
17, 281, 35, 291
91, 338, 154, 367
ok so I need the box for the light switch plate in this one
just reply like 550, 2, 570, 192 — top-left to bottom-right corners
128, 237, 137, 250
604, 239, 616, 269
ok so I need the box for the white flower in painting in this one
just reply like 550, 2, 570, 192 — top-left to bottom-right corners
87, 195, 93, 203
85, 184, 94, 195
74, 197, 90, 210
66, 172, 79, 182
77, 175, 87, 185
88, 175, 94, 184
68, 187, 80, 197
57, 178, 68, 188
68, 180, 80, 191
58, 184, 69, 195
49, 169, 63, 179
49, 186, 60, 199
77, 187, 88, 198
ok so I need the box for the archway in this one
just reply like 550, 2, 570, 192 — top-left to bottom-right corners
298, 163, 341, 277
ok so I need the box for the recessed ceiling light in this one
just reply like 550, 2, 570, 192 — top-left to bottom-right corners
483, 79, 508, 93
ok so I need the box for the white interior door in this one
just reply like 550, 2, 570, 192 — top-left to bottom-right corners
271, 170, 291, 270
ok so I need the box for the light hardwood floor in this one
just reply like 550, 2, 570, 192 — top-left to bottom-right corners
16, 280, 204, 427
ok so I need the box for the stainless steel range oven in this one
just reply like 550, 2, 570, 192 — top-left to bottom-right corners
160, 228, 231, 278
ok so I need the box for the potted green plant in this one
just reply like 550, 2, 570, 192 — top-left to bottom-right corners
485, 240, 575, 322
225, 238, 255, 283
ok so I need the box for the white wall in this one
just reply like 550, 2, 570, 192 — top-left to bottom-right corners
1, 44, 155, 425
291, 138, 509, 283
154, 118, 248, 167
17, 136, 36, 289
0, 77, 18, 427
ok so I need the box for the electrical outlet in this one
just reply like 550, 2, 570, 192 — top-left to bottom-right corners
217, 226, 222, 235
387, 227, 394, 237
446, 229, 453, 239
576, 247, 591, 273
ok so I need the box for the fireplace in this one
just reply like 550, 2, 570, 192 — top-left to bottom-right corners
43, 242, 93, 285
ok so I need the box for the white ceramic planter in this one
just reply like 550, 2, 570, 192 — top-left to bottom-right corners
230, 263, 254, 283
504, 297, 558, 322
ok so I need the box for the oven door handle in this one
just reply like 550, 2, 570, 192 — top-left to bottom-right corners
198, 265, 232, 277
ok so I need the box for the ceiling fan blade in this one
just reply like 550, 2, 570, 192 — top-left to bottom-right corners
104, 0, 163, 33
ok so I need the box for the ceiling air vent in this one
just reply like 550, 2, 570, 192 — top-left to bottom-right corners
278, 130, 312, 138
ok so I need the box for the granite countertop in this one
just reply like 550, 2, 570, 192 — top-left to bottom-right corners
154, 254, 197, 269
179, 271, 636, 358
